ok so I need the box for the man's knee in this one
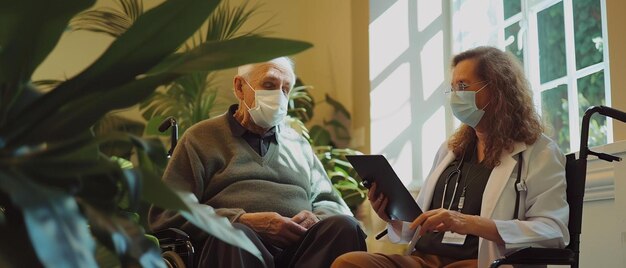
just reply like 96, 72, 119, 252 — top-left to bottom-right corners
315, 215, 366, 249
319, 214, 361, 230
199, 222, 273, 268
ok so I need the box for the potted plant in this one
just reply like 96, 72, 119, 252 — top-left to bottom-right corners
287, 80, 368, 213
0, 0, 311, 267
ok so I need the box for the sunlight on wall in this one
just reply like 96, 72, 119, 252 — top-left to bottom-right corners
420, 106, 446, 181
420, 31, 445, 100
417, 0, 442, 31
370, 63, 412, 153
393, 140, 414, 185
369, 0, 409, 79
369, 0, 450, 188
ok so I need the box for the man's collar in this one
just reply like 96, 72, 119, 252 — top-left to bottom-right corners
227, 104, 277, 137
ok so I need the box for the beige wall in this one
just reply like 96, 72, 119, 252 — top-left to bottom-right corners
229, 0, 370, 151
607, 0, 626, 141
34, 1, 371, 147
32, 0, 163, 123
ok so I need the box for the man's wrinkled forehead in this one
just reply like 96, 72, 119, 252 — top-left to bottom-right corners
237, 59, 295, 84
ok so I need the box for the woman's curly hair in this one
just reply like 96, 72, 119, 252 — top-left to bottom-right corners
448, 46, 543, 168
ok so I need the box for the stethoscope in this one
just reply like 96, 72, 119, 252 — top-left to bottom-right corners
441, 143, 479, 212
440, 152, 466, 211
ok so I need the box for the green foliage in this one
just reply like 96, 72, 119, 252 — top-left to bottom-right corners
0, 0, 311, 267
577, 71, 606, 147
537, 2, 566, 84
573, 0, 604, 69
504, 0, 608, 153
287, 80, 367, 212
503, 0, 521, 20
140, 0, 268, 135
541, 85, 570, 152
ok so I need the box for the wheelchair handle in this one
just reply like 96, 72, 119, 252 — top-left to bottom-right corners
158, 116, 178, 158
580, 106, 626, 161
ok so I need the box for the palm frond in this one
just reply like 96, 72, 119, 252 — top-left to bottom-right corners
205, 0, 269, 42
119, 0, 143, 21
140, 72, 226, 134
69, 0, 144, 38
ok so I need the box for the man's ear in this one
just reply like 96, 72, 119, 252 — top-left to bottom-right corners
233, 76, 244, 100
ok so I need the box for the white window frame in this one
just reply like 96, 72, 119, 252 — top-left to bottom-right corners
499, 0, 612, 153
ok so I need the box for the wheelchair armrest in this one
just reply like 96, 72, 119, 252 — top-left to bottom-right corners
490, 247, 576, 268
152, 228, 195, 268
153, 228, 191, 243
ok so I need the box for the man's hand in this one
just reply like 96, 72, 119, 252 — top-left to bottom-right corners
291, 210, 319, 229
368, 182, 391, 222
238, 212, 307, 248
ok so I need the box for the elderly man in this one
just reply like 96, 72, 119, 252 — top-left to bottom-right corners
149, 57, 366, 268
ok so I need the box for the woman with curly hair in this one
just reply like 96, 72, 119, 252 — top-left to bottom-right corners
332, 46, 569, 268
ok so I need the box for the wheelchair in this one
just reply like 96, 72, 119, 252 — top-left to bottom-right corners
491, 105, 626, 267
154, 228, 195, 268
151, 117, 196, 268
151, 106, 626, 268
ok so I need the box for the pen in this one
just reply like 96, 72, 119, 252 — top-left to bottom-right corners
375, 229, 388, 240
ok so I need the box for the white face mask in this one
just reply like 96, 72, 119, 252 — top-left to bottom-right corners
448, 83, 489, 128
242, 79, 288, 128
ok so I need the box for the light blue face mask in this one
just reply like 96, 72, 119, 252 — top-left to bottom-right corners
449, 83, 490, 128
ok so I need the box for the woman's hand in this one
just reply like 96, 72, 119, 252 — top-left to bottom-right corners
409, 208, 504, 244
410, 208, 472, 236
368, 182, 391, 222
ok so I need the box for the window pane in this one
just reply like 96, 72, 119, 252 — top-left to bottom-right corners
503, 0, 521, 19
542, 84, 570, 153
537, 2, 566, 83
578, 71, 607, 147
505, 22, 524, 64
573, 0, 604, 70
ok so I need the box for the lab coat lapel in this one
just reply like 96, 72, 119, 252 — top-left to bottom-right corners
480, 142, 526, 218
419, 152, 456, 210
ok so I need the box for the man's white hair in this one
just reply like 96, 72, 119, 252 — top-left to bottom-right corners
237, 57, 296, 87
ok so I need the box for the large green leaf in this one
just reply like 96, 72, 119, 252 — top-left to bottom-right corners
132, 136, 188, 211
94, 114, 146, 159
18, 72, 177, 145
68, 0, 219, 88
144, 115, 170, 136
309, 125, 332, 146
150, 36, 313, 74
79, 200, 165, 268
1, 0, 221, 147
0, 0, 95, 118
177, 192, 266, 267
0, 170, 98, 268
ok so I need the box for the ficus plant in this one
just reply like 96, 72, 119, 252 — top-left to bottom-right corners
0, 0, 311, 267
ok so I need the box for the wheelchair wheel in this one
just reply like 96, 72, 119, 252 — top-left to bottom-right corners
162, 251, 186, 268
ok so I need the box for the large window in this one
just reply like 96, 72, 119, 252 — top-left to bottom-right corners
502, 0, 610, 153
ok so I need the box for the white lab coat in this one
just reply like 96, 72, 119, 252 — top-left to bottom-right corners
387, 134, 570, 267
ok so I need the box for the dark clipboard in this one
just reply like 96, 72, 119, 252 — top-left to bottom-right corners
346, 154, 422, 222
